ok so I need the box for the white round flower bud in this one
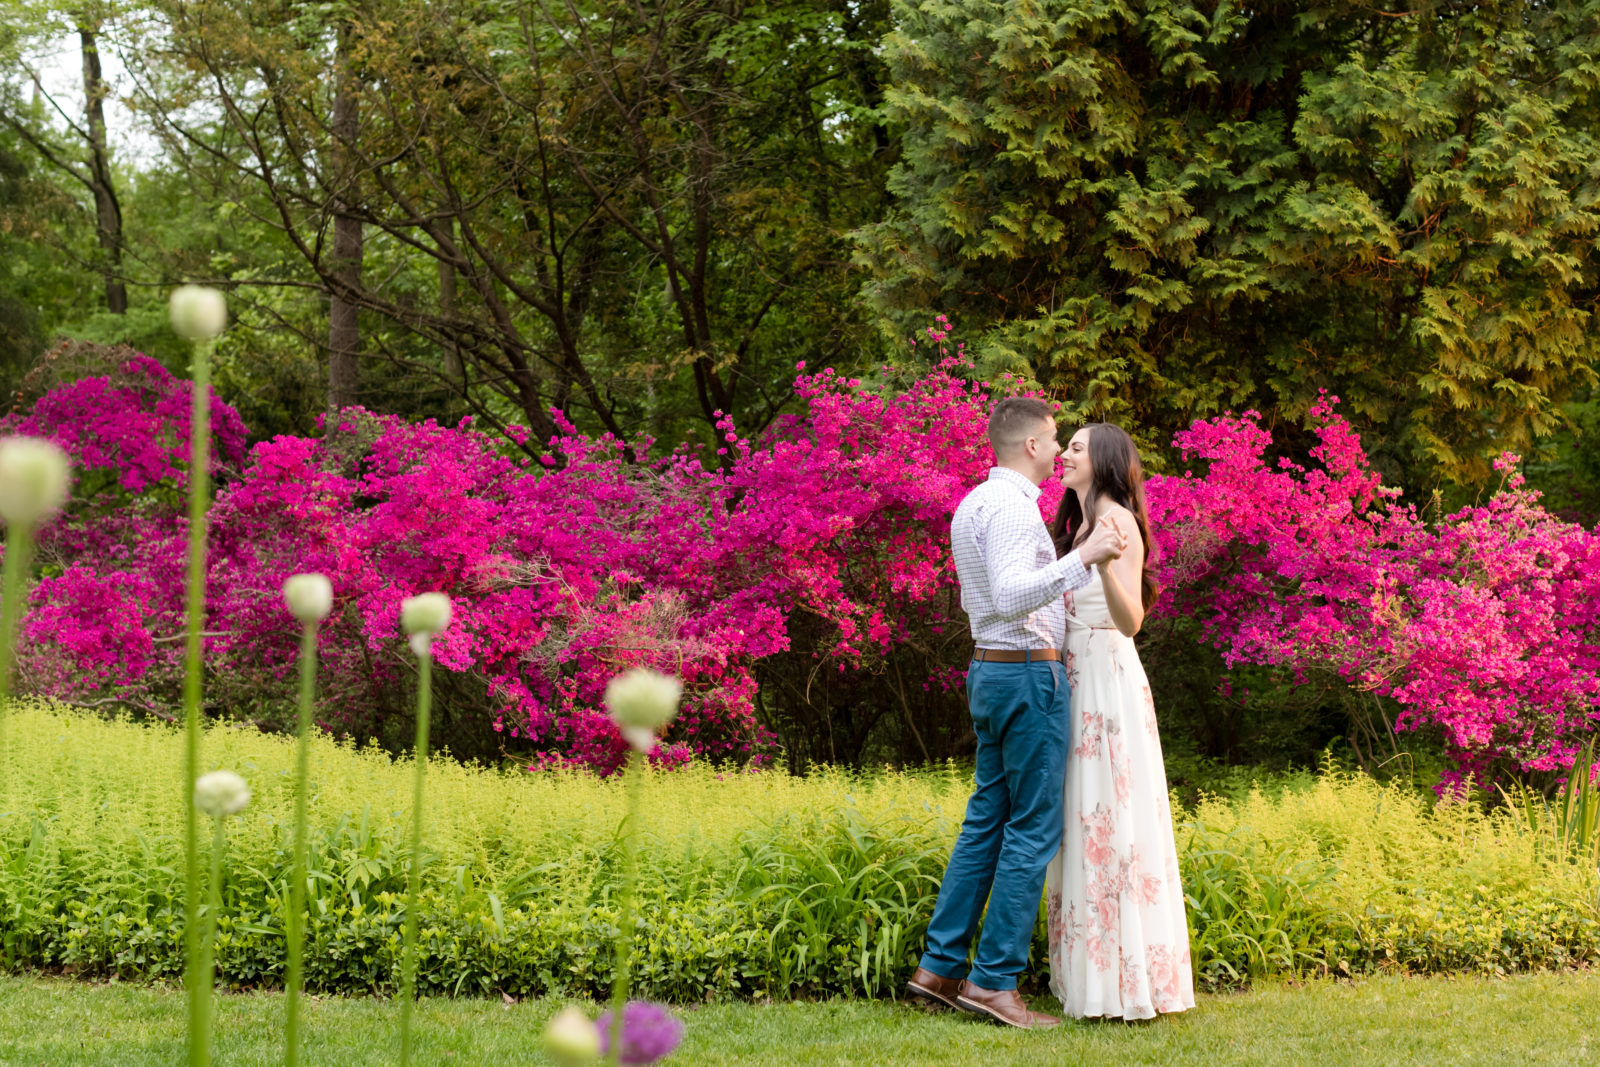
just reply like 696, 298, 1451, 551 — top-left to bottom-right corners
0, 437, 72, 527
169, 285, 228, 341
400, 592, 452, 636
282, 572, 333, 623
542, 1005, 600, 1067
604, 669, 682, 751
193, 770, 251, 819
618, 724, 657, 753
408, 632, 432, 658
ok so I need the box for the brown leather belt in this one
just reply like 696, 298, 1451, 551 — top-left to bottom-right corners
972, 648, 1061, 663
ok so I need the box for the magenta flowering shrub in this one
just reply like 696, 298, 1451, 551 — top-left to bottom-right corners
722, 358, 992, 664
23, 566, 163, 697
200, 409, 773, 771
7, 348, 1005, 771
1148, 397, 1600, 787
8, 339, 1598, 783
3, 353, 244, 707
4, 352, 248, 495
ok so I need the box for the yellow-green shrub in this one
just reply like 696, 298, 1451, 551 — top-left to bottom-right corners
1179, 770, 1600, 983
1, 701, 1595, 997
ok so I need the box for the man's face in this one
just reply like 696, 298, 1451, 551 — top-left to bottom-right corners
1022, 416, 1061, 484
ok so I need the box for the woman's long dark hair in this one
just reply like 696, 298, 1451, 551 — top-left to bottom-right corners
1051, 423, 1161, 610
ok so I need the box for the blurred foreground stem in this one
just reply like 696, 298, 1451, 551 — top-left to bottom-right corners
607, 751, 644, 1066
0, 521, 33, 763
398, 646, 433, 1065
285, 620, 317, 1066
183, 337, 214, 1067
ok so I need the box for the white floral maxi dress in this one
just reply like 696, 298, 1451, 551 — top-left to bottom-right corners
1044, 568, 1195, 1019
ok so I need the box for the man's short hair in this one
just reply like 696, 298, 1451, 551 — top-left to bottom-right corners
988, 396, 1056, 455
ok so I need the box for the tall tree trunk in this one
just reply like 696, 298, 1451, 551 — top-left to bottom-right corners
438, 220, 463, 390
328, 23, 361, 413
79, 22, 126, 314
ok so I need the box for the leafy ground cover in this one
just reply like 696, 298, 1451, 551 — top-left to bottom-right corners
1, 700, 1596, 1000
0, 970, 1594, 1065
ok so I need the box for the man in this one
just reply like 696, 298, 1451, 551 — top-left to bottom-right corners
908, 397, 1127, 1029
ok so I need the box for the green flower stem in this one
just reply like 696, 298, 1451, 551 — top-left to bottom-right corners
191, 814, 227, 1065
0, 520, 34, 763
285, 620, 317, 1067
607, 750, 644, 1067
398, 646, 433, 1066
184, 337, 214, 1067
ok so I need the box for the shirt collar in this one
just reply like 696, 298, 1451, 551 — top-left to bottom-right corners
987, 466, 1042, 500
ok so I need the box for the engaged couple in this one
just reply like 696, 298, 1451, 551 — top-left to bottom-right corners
908, 397, 1195, 1028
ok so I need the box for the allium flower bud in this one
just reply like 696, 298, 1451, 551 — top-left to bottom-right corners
282, 572, 333, 623
595, 1001, 684, 1064
194, 770, 251, 819
542, 1005, 601, 1067
400, 592, 451, 636
168, 285, 228, 341
604, 669, 682, 752
0, 437, 72, 527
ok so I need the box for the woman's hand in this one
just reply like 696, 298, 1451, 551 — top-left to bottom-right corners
1079, 514, 1128, 567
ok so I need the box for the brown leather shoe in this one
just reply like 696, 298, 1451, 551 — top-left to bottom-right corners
955, 981, 1062, 1029
906, 967, 964, 1011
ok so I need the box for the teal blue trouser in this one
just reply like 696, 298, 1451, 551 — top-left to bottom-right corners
917, 657, 1069, 990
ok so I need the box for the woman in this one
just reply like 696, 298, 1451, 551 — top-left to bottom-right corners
1043, 423, 1194, 1020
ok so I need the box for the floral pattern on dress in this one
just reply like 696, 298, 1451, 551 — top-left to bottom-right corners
1128, 847, 1165, 906
1074, 710, 1103, 759
1047, 568, 1195, 1021
1145, 945, 1187, 1012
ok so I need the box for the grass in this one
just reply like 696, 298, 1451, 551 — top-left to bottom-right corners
0, 970, 1594, 1065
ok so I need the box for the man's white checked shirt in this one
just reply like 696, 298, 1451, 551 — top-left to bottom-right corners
950, 467, 1092, 651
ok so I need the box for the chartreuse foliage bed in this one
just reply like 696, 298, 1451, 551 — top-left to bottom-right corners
1, 700, 1595, 999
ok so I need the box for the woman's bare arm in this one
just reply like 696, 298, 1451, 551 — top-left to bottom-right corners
1097, 507, 1145, 637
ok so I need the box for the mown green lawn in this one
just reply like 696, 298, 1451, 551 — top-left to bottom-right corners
0, 970, 1593, 1065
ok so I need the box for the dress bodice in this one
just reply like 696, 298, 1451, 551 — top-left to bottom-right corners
1066, 566, 1118, 633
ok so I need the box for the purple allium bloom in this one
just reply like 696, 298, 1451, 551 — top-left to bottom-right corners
594, 1001, 685, 1064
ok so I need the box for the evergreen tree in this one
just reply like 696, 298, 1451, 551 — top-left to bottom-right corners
859, 0, 1600, 487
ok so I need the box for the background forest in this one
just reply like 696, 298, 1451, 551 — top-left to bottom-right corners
3, 0, 1599, 779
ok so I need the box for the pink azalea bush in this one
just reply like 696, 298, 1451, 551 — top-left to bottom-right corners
5, 354, 244, 705
5, 343, 1000, 771
8, 352, 247, 494
6, 340, 1598, 784
1149, 396, 1600, 788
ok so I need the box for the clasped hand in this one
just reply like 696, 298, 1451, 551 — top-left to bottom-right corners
1079, 514, 1128, 567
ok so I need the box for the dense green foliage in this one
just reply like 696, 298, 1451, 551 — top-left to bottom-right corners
0, 131, 99, 397
2, 703, 1595, 999
4, 0, 1598, 485
859, 0, 1600, 490
105, 0, 897, 446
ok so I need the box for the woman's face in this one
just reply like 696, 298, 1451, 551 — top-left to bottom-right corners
1060, 427, 1093, 494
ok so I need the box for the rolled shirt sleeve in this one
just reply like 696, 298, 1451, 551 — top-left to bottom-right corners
985, 531, 1091, 621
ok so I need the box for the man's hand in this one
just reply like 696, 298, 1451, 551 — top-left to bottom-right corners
1078, 514, 1127, 567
